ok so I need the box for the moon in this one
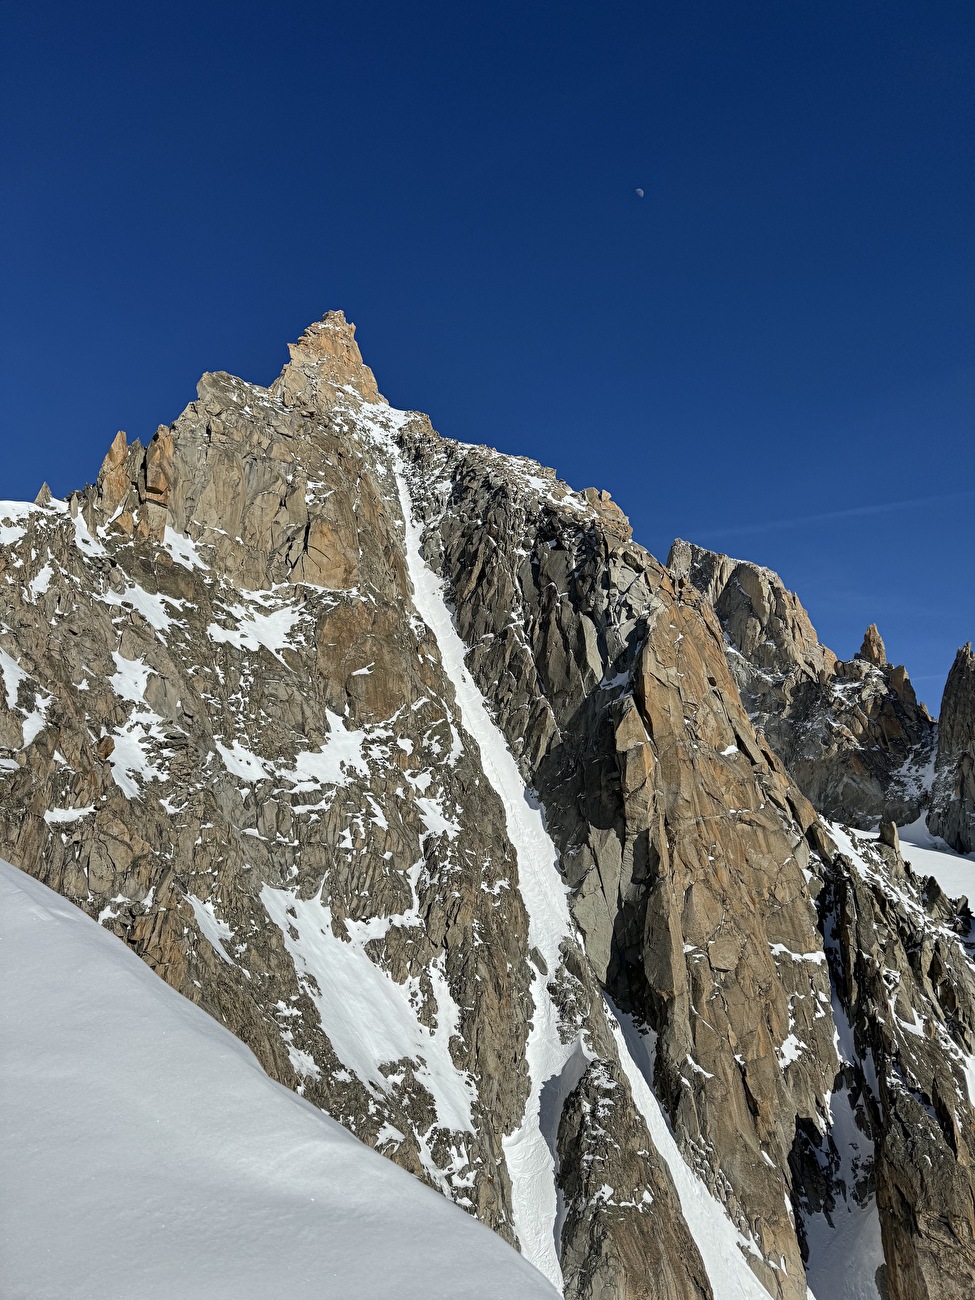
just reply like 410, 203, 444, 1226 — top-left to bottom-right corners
635, 188, 645, 198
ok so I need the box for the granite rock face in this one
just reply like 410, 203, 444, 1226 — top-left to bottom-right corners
929, 644, 975, 853
667, 540, 936, 828
817, 826, 975, 1300
1, 311, 973, 1300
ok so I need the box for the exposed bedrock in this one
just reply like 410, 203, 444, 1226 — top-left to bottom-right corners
667, 539, 936, 828
928, 643, 975, 853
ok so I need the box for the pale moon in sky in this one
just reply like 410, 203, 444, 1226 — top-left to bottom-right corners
635, 188, 645, 198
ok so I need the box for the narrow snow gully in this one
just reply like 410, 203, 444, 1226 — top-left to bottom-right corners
606, 1001, 774, 1300
388, 439, 581, 1290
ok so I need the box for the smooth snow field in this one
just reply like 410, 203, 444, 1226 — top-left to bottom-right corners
895, 816, 975, 901
0, 861, 559, 1300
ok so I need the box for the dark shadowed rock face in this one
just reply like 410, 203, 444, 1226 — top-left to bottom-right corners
929, 644, 975, 853
667, 540, 937, 828
1, 312, 973, 1300
816, 826, 975, 1300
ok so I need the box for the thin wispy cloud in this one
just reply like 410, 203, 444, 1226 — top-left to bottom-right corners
696, 490, 975, 540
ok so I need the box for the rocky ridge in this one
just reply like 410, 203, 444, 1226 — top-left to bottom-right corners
667, 539, 937, 828
1, 312, 973, 1300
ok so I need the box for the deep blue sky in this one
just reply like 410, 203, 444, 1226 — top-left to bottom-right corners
3, 1, 972, 707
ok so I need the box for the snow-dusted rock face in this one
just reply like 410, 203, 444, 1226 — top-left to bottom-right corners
929, 643, 975, 853
668, 539, 937, 828
1, 312, 973, 1300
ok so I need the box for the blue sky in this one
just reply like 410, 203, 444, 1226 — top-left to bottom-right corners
2, 1, 972, 708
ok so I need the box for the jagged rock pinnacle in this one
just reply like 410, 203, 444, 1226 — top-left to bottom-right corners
272, 310, 384, 410
858, 623, 887, 666
666, 541, 935, 826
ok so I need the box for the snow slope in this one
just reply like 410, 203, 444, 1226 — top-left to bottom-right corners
896, 816, 975, 902
0, 861, 559, 1300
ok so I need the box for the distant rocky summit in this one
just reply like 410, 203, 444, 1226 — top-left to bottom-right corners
1, 312, 973, 1300
667, 539, 937, 828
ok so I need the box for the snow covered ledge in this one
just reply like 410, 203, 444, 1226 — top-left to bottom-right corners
0, 861, 558, 1300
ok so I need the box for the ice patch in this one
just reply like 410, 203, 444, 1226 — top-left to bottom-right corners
72, 513, 108, 558
776, 1033, 805, 1067
0, 648, 26, 709
21, 691, 51, 747
769, 943, 826, 965
0, 499, 64, 544
44, 805, 96, 825
99, 584, 173, 632
284, 710, 370, 790
106, 707, 166, 799
415, 795, 461, 841
0, 516, 28, 546
964, 1055, 975, 1108
208, 593, 304, 664
284, 1041, 320, 1080
28, 563, 54, 599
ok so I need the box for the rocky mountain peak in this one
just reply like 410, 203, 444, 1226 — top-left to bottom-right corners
579, 486, 632, 540
668, 539, 936, 826
667, 538, 834, 681
857, 623, 887, 666
271, 310, 384, 410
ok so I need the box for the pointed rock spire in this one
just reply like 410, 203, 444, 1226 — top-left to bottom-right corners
858, 623, 887, 665
272, 311, 383, 410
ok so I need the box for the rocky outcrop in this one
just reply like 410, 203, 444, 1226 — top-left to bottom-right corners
928, 644, 975, 853
1, 311, 973, 1299
668, 540, 936, 828
556, 1056, 711, 1300
815, 826, 975, 1300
